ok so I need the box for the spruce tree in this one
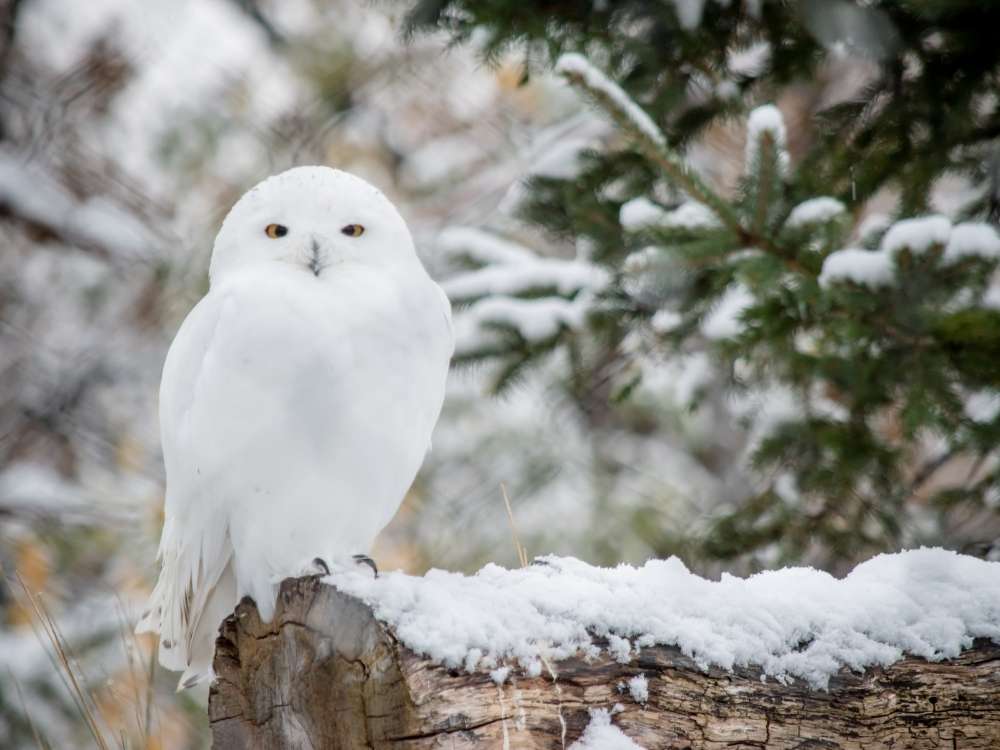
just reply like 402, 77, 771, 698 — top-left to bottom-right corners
406, 0, 1000, 569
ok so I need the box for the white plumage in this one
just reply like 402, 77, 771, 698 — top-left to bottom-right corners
136, 166, 453, 688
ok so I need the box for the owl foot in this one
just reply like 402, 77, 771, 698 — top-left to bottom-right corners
312, 557, 331, 575
352, 554, 378, 578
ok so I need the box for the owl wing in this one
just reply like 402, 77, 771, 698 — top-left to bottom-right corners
137, 292, 237, 687
433, 281, 454, 344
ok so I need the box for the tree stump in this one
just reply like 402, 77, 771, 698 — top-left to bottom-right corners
209, 575, 1000, 749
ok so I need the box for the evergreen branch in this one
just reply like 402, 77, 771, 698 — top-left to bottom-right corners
555, 55, 743, 235
752, 134, 776, 235
555, 54, 798, 270
908, 450, 957, 496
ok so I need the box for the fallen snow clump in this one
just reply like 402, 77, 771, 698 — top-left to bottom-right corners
568, 709, 645, 750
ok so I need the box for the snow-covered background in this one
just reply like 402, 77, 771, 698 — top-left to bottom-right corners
0, 2, 624, 745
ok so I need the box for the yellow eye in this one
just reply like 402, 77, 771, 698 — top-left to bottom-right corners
341, 224, 365, 238
265, 223, 288, 239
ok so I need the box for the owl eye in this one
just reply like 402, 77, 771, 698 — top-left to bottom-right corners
265, 223, 288, 239
341, 224, 365, 238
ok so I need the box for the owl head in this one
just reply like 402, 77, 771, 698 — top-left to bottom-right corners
209, 166, 417, 283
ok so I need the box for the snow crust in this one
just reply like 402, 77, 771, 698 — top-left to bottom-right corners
569, 709, 646, 750
786, 197, 845, 229
327, 547, 1000, 690
819, 248, 894, 288
556, 54, 666, 149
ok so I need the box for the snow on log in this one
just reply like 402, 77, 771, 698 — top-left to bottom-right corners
209, 549, 1000, 749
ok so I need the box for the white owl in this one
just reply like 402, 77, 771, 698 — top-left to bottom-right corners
136, 166, 453, 688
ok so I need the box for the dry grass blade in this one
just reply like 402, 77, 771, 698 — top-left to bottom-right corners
13, 570, 114, 750
500, 483, 529, 568
143, 641, 156, 742
113, 596, 154, 744
10, 671, 49, 750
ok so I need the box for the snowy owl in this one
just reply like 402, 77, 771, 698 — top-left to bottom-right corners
136, 166, 453, 689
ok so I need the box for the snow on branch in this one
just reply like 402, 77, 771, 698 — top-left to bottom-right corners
326, 547, 1000, 690
455, 295, 591, 348
0, 150, 160, 261
443, 260, 609, 301
555, 54, 666, 150
820, 216, 1000, 288
786, 196, 846, 229
437, 226, 537, 266
619, 197, 721, 232
701, 283, 755, 339
819, 248, 894, 288
0, 463, 137, 526
441, 228, 608, 353
944, 222, 1000, 262
880, 215, 952, 257
744, 104, 789, 176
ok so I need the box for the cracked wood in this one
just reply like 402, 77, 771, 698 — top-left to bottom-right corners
209, 575, 1000, 749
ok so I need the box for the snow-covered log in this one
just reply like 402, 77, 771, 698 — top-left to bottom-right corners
209, 551, 1000, 749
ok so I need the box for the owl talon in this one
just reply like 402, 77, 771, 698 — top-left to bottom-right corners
352, 554, 378, 577
312, 557, 330, 575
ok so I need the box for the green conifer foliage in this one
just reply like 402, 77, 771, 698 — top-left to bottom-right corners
411, 1, 1000, 568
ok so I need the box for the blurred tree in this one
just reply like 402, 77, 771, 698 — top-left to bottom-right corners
0, 0, 585, 745
405, 0, 1000, 571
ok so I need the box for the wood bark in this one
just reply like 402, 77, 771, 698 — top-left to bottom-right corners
209, 575, 1000, 749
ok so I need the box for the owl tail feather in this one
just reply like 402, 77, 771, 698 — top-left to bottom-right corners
136, 523, 236, 690
177, 559, 237, 690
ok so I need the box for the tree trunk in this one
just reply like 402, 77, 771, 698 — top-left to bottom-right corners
209, 575, 1000, 749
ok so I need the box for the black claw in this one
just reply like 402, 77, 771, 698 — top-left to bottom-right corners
312, 557, 330, 575
352, 554, 378, 577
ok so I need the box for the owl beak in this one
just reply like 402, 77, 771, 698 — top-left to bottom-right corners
306, 235, 329, 277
